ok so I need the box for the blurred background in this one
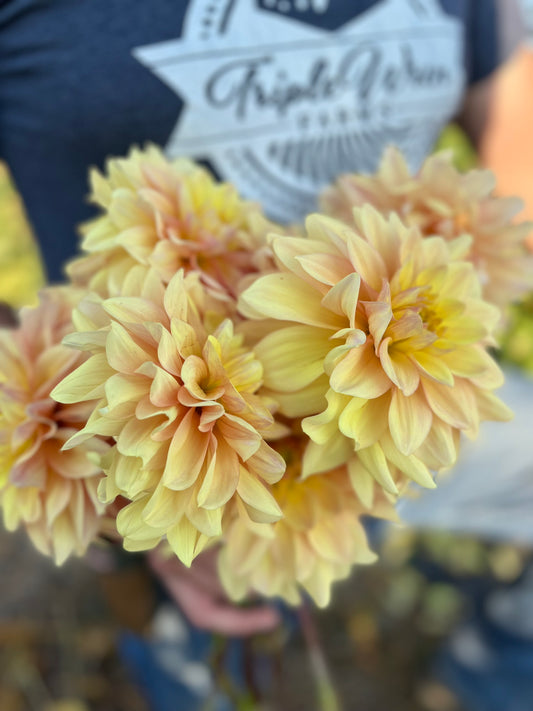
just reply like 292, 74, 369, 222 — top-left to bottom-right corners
3, 16, 533, 711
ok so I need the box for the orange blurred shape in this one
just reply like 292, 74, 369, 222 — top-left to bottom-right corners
482, 46, 533, 250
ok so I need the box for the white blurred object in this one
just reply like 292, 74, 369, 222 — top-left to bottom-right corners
399, 368, 533, 544
519, 0, 533, 44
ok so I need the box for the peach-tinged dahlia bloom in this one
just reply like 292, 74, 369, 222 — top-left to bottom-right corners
321, 147, 533, 308
67, 145, 276, 301
239, 207, 512, 499
219, 430, 396, 607
0, 288, 108, 564
52, 269, 286, 566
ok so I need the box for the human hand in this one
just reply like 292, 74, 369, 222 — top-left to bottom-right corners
148, 547, 280, 637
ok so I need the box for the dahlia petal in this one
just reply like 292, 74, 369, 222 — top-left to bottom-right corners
381, 435, 435, 488
123, 535, 162, 552
164, 272, 190, 321
197, 438, 239, 509
330, 341, 391, 399
411, 351, 454, 385
162, 410, 210, 490
117, 498, 156, 538
339, 395, 389, 450
444, 312, 494, 345
142, 485, 188, 528
415, 417, 457, 469
106, 322, 154, 374
26, 521, 52, 558
154, 325, 182, 376
270, 376, 328, 418
186, 503, 223, 538
46, 446, 100, 480
301, 433, 353, 478
51, 353, 111, 403
302, 389, 348, 445
302, 564, 334, 608
149, 366, 180, 408
239, 273, 344, 329
171, 320, 201, 358
441, 346, 501, 383
308, 518, 346, 563
388, 389, 433, 456
422, 378, 478, 430
52, 515, 76, 566
296, 253, 353, 287
45, 479, 71, 525
10, 451, 47, 488
346, 226, 387, 292
347, 456, 376, 508
116, 416, 161, 463
180, 355, 210, 400
271, 235, 342, 275
35, 346, 81, 394
378, 339, 419, 396
246, 440, 286, 485
237, 467, 281, 522
475, 388, 513, 423
255, 325, 330, 392
218, 414, 261, 461
167, 518, 210, 567
103, 296, 166, 326
364, 293, 392, 350
105, 373, 149, 410
321, 273, 361, 324
357, 444, 398, 494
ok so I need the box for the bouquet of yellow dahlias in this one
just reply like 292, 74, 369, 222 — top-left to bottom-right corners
1, 144, 529, 608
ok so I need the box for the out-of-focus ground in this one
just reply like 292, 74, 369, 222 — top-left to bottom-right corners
1, 47, 533, 711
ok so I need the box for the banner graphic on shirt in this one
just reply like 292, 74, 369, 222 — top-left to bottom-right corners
134, 0, 464, 222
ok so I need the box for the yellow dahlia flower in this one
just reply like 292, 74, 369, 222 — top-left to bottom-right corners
321, 147, 533, 308
52, 270, 286, 566
67, 145, 275, 301
239, 207, 512, 498
219, 429, 395, 607
0, 288, 109, 564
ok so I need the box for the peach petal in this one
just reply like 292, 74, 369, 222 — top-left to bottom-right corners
162, 410, 210, 490
196, 438, 239, 509
236, 467, 281, 522
357, 444, 398, 494
422, 377, 478, 430
331, 341, 391, 399
388, 388, 433, 456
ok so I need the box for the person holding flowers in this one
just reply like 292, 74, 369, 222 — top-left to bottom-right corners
0, 1, 529, 709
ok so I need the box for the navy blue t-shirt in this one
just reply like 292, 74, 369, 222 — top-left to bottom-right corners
0, 0, 501, 283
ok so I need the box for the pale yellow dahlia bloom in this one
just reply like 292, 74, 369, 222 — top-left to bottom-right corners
321, 147, 533, 308
0, 288, 109, 564
52, 269, 286, 566
219, 429, 395, 607
239, 207, 512, 498
67, 145, 275, 301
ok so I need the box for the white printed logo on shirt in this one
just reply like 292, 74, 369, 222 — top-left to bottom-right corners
133, 0, 465, 222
